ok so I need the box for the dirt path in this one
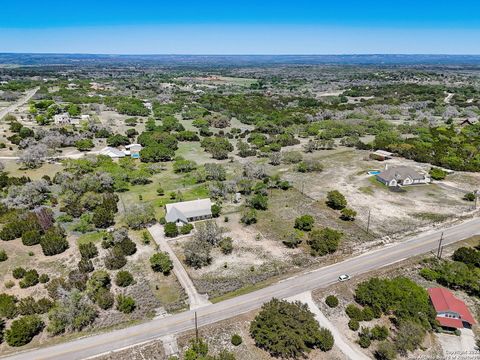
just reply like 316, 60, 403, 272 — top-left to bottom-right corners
148, 224, 211, 310
444, 92, 454, 104
288, 292, 370, 360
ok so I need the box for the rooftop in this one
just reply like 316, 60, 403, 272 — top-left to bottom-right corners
428, 287, 476, 326
165, 198, 212, 223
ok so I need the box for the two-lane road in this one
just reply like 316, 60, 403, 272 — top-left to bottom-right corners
0, 88, 38, 120
3, 217, 480, 360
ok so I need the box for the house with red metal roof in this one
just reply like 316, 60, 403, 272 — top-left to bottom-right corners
428, 288, 476, 329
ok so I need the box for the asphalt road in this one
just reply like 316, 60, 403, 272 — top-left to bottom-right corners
4, 217, 480, 360
0, 88, 38, 120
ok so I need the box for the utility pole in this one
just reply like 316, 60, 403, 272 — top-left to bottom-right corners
366, 209, 371, 234
194, 311, 199, 341
437, 232, 444, 259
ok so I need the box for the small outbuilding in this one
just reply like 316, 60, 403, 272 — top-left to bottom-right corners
370, 150, 394, 161
376, 165, 430, 187
165, 198, 212, 225
428, 288, 476, 329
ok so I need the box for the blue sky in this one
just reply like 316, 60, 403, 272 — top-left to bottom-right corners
1, 0, 480, 54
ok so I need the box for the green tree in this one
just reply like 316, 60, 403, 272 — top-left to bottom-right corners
79, 242, 98, 259
308, 228, 342, 256
248, 194, 268, 210
150, 252, 173, 275
375, 341, 397, 360
75, 139, 94, 151
116, 295, 136, 314
326, 190, 347, 210
325, 295, 339, 308
394, 321, 425, 356
40, 226, 69, 256
340, 208, 357, 221
0, 293, 17, 319
164, 222, 179, 238
294, 215, 315, 231
250, 298, 334, 358
5, 315, 44, 347
115, 271, 134, 287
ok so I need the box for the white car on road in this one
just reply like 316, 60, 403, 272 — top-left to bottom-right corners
338, 274, 351, 282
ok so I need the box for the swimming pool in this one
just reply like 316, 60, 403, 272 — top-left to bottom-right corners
368, 170, 381, 175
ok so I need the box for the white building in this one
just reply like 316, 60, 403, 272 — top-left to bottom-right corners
54, 113, 71, 125
165, 199, 212, 225
99, 146, 126, 158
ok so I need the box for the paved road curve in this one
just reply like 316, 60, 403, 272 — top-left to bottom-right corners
3, 217, 480, 360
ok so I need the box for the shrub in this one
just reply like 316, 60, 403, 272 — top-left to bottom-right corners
69, 270, 88, 291
429, 167, 447, 180
184, 240, 212, 269
115, 271, 134, 287
219, 237, 233, 255
86, 270, 111, 296
362, 306, 374, 321
326, 190, 347, 210
452, 246, 480, 267
47, 289, 97, 335
116, 294, 136, 314
419, 267, 439, 281
19, 270, 39, 288
95, 288, 114, 310
0, 293, 17, 318
39, 274, 50, 284
308, 228, 342, 256
13, 267, 26, 279
371, 325, 389, 341
358, 328, 372, 348
118, 237, 137, 256
348, 319, 360, 331
294, 215, 315, 231
92, 207, 115, 229
340, 208, 357, 221
346, 304, 364, 321
317, 328, 334, 352
250, 298, 334, 358
248, 194, 268, 210
79, 242, 98, 259
46, 277, 71, 299
22, 230, 42, 246
5, 280, 14, 289
78, 258, 94, 273
283, 232, 303, 248
240, 208, 257, 225
231, 334, 242, 346
375, 341, 397, 360
40, 226, 69, 256
150, 252, 174, 275
394, 320, 425, 356
180, 223, 194, 235
464, 192, 476, 201
5, 315, 44, 347
211, 204, 221, 218
0, 249, 7, 262
164, 222, 179, 238
325, 295, 339, 308
104, 246, 127, 270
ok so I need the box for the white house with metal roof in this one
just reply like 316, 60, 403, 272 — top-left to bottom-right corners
99, 146, 126, 158
165, 198, 212, 225
376, 165, 430, 187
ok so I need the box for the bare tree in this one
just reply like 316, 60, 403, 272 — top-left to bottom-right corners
19, 144, 49, 169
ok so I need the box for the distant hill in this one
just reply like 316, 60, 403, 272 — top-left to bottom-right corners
1, 53, 480, 67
